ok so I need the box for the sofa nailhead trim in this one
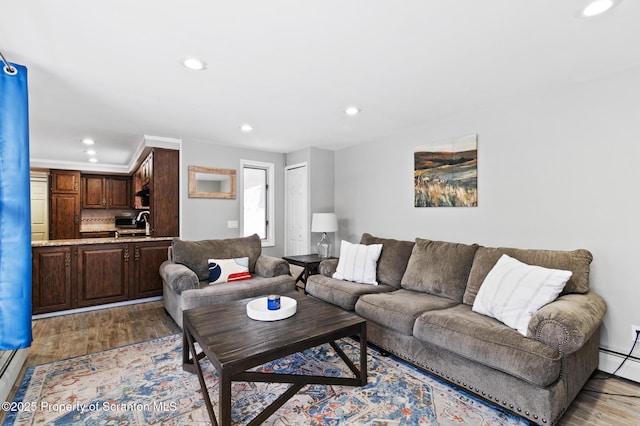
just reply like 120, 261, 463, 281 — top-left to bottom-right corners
536, 319, 570, 346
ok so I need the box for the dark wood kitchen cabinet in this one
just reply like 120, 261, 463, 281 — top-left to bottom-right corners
32, 239, 171, 314
76, 243, 130, 308
133, 148, 179, 236
49, 169, 81, 240
81, 175, 131, 209
131, 240, 170, 298
50, 169, 80, 193
150, 149, 179, 236
32, 246, 73, 314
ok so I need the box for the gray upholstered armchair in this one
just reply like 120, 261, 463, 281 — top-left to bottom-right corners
160, 234, 296, 327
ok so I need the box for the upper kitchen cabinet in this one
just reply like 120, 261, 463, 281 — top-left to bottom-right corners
50, 169, 81, 239
133, 148, 179, 237
51, 169, 80, 194
81, 175, 131, 209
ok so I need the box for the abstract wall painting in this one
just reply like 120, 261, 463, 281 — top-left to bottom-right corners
414, 134, 478, 207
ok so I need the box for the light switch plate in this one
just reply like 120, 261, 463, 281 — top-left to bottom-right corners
227, 220, 239, 229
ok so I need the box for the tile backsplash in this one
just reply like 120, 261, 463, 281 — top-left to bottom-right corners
79, 209, 138, 232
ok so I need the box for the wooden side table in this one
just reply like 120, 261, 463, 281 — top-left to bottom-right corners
283, 254, 335, 293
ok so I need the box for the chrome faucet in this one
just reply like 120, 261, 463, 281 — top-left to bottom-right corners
136, 211, 150, 222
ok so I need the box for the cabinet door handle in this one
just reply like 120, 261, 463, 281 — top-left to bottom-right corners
64, 252, 71, 267
134, 247, 140, 261
124, 247, 130, 262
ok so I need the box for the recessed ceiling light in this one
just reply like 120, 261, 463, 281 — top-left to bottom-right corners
88, 158, 98, 163
580, 0, 620, 17
82, 138, 95, 145
182, 57, 207, 70
86, 149, 96, 155
345, 106, 361, 116
240, 124, 254, 132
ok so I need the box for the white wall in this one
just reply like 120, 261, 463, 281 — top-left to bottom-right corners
180, 139, 286, 257
334, 67, 640, 376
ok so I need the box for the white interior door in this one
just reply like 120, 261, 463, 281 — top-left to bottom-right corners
30, 173, 49, 241
285, 163, 309, 256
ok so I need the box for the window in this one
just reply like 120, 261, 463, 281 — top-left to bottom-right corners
241, 160, 275, 247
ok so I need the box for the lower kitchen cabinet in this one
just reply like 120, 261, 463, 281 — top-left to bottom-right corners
32, 239, 171, 314
76, 243, 130, 308
32, 246, 73, 314
131, 241, 169, 299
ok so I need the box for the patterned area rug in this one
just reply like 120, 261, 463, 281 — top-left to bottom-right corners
4, 334, 528, 425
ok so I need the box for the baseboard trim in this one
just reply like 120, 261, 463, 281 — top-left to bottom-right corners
0, 348, 27, 403
32, 296, 163, 320
598, 349, 640, 383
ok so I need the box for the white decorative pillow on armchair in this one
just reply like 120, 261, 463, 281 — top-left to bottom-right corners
333, 240, 383, 285
472, 254, 572, 336
208, 257, 251, 284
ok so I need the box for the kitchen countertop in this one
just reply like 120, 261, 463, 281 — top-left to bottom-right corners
32, 236, 175, 247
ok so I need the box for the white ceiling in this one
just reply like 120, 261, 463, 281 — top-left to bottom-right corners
2, 0, 639, 171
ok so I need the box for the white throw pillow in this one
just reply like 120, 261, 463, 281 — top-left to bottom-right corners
472, 254, 572, 336
333, 240, 383, 285
208, 257, 251, 284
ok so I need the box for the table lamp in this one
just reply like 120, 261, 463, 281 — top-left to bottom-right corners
311, 213, 338, 258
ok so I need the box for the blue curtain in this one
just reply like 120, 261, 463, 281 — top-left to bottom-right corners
0, 63, 32, 349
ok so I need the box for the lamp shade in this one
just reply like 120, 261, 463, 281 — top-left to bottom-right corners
311, 213, 338, 233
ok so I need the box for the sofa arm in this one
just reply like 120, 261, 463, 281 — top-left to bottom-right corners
319, 259, 339, 277
159, 260, 199, 294
527, 291, 606, 355
255, 255, 290, 278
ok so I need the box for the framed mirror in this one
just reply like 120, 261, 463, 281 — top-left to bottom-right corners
188, 166, 236, 199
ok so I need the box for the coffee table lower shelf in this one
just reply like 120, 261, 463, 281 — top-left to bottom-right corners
182, 292, 367, 426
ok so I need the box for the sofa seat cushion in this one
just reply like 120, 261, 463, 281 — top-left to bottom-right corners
401, 238, 479, 302
356, 289, 458, 336
360, 233, 415, 289
306, 275, 395, 311
413, 304, 561, 387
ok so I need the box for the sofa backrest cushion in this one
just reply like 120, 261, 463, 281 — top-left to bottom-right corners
401, 238, 479, 302
360, 233, 415, 289
463, 246, 593, 306
172, 234, 262, 281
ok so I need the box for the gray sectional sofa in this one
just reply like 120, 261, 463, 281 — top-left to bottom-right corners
160, 234, 296, 328
306, 233, 607, 426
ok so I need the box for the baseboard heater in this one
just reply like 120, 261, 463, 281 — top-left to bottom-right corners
0, 349, 28, 403
598, 348, 640, 383
0, 350, 16, 377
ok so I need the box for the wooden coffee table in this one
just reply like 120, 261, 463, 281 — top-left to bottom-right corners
182, 291, 367, 426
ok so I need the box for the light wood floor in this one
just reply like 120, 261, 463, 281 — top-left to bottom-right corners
2, 301, 639, 425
